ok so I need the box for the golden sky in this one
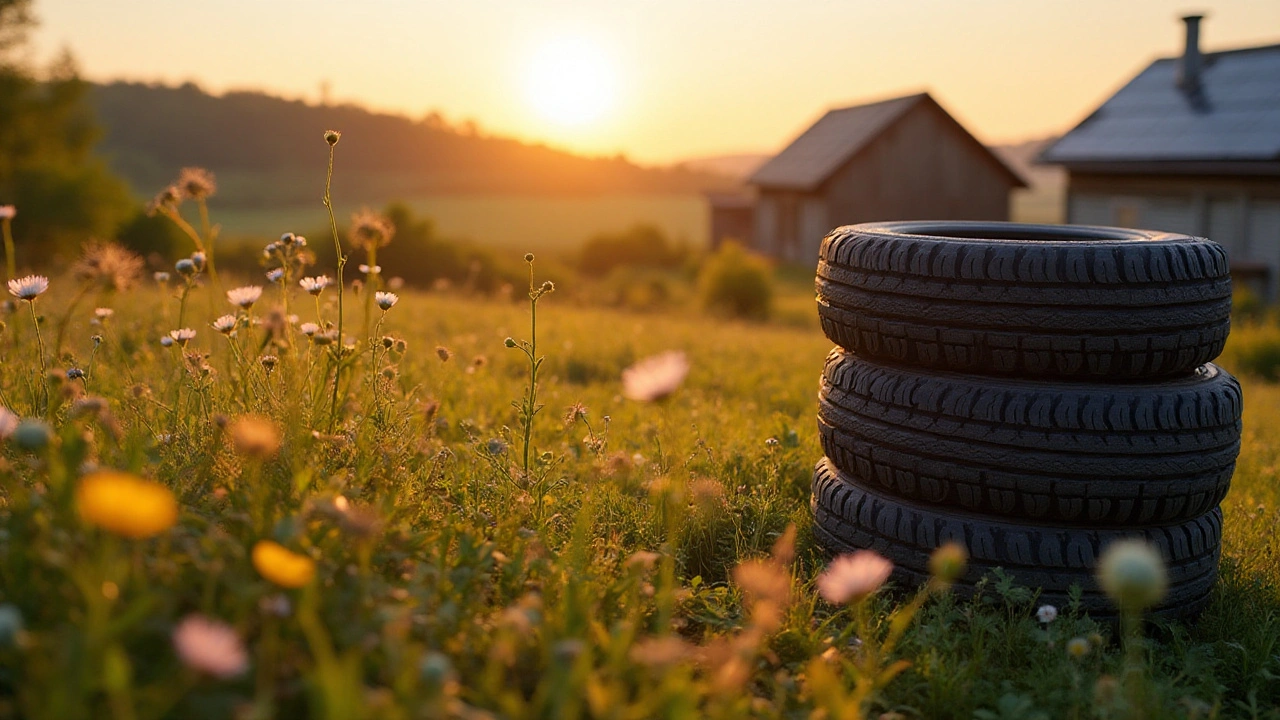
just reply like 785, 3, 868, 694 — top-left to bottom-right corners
33, 0, 1280, 165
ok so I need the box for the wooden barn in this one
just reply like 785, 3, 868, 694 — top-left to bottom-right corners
1040, 16, 1280, 299
741, 92, 1025, 263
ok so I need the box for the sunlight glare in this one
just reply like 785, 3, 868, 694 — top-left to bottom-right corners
525, 35, 615, 127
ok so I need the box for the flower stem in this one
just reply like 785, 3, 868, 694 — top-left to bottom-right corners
28, 300, 47, 413
324, 143, 345, 432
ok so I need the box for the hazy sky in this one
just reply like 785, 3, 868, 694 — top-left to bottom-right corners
31, 0, 1280, 165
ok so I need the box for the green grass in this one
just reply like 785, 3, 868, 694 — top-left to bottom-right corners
0, 264, 1278, 719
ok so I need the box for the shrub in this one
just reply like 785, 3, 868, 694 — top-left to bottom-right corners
579, 224, 687, 275
697, 241, 773, 320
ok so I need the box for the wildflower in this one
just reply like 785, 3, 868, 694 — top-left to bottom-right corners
486, 438, 507, 455
1036, 604, 1058, 624
72, 242, 143, 292
299, 276, 330, 296
263, 243, 279, 258
228, 414, 281, 458
176, 167, 216, 200
0, 406, 17, 439
375, 291, 398, 310
169, 328, 196, 347
94, 308, 114, 320
7, 275, 48, 301
190, 252, 206, 272
929, 542, 968, 583
436, 346, 451, 362
173, 614, 247, 678
252, 540, 315, 588
1067, 637, 1091, 659
1098, 540, 1168, 612
622, 351, 689, 402
160, 336, 174, 348
0, 205, 14, 220
816, 550, 893, 604
66, 368, 85, 380
348, 208, 395, 250
75, 470, 178, 539
260, 355, 277, 373
175, 258, 197, 277
563, 403, 587, 425
299, 322, 319, 337
226, 286, 263, 309
147, 185, 181, 215
313, 329, 337, 346
212, 315, 237, 335
154, 271, 170, 284
266, 268, 284, 283
324, 129, 341, 146
358, 264, 381, 275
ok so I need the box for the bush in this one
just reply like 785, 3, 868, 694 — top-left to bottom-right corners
698, 241, 773, 320
579, 224, 687, 275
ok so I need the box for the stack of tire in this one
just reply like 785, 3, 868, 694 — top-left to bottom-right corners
810, 221, 1242, 620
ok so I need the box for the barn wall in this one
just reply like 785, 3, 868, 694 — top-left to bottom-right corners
820, 103, 1013, 229
1067, 173, 1280, 299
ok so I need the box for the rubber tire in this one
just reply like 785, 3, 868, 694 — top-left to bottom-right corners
816, 221, 1233, 379
817, 349, 1242, 527
811, 458, 1220, 621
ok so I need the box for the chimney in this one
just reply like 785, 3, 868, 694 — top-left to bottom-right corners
1176, 14, 1204, 93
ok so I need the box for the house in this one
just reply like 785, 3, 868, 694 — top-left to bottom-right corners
732, 92, 1025, 263
1039, 15, 1280, 299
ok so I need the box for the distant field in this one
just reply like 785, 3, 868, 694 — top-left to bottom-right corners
212, 193, 711, 251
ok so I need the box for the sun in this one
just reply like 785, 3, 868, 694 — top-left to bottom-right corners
525, 35, 615, 127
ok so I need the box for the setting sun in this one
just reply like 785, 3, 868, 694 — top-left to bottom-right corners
524, 35, 616, 127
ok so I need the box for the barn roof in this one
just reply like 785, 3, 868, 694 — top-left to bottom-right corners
1040, 43, 1280, 167
750, 92, 1023, 191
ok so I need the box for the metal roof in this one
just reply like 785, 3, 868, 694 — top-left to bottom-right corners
749, 93, 926, 190
1041, 43, 1280, 165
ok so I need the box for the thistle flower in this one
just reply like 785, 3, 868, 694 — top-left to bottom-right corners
358, 264, 381, 275
173, 614, 247, 678
1036, 604, 1058, 624
622, 351, 689, 402
176, 167, 216, 200
375, 291, 398, 310
0, 205, 15, 220
299, 276, 330, 296
169, 328, 196, 347
72, 242, 143, 292
1098, 540, 1168, 612
212, 315, 237, 335
75, 470, 178, 539
226, 286, 263, 309
266, 268, 284, 283
348, 208, 395, 250
299, 322, 319, 337
816, 550, 893, 604
7, 275, 48, 301
175, 259, 196, 277
252, 540, 315, 588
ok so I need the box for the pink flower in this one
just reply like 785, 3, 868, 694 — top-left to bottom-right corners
622, 351, 689, 402
172, 614, 248, 678
816, 550, 893, 604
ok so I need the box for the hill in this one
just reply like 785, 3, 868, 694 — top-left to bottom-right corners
88, 81, 735, 208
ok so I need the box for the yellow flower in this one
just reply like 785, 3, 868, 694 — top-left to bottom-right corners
252, 540, 315, 588
76, 471, 178, 539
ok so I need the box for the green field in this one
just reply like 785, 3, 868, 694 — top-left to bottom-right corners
0, 254, 1278, 718
213, 193, 711, 251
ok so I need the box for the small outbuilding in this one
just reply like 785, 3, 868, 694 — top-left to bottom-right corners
740, 92, 1025, 263
1040, 15, 1280, 299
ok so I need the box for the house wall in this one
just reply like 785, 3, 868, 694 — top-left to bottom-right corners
1067, 173, 1280, 299
709, 205, 754, 250
820, 103, 1013, 238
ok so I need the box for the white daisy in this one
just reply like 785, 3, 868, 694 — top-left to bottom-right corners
226, 286, 263, 309
169, 328, 196, 347
299, 276, 330, 296
374, 291, 398, 310
7, 275, 48, 301
212, 315, 238, 335
299, 322, 319, 337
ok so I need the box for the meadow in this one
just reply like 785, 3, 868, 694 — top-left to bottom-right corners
1, 199, 1279, 719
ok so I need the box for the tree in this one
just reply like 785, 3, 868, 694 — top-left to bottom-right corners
0, 0, 132, 264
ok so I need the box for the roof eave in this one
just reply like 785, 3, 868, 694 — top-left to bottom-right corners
1052, 159, 1280, 176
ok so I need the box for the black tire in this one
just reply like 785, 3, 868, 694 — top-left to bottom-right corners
811, 458, 1220, 621
816, 221, 1232, 379
818, 349, 1242, 526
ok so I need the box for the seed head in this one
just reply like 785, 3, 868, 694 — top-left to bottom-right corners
324, 129, 341, 146
1098, 540, 1168, 612
176, 167, 217, 200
